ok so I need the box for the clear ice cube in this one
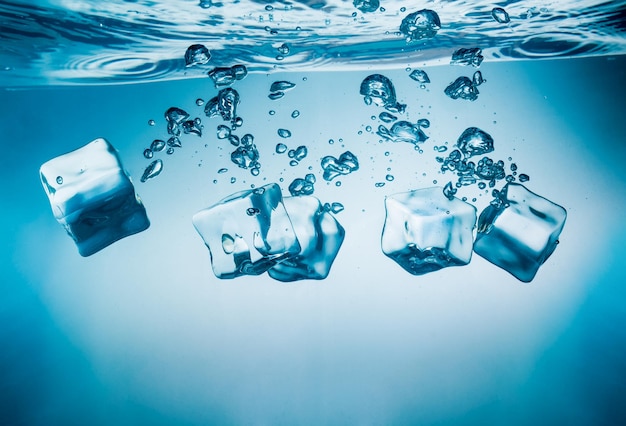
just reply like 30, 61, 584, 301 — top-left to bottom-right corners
192, 183, 301, 279
268, 196, 345, 282
381, 187, 477, 275
39, 138, 150, 257
473, 183, 567, 282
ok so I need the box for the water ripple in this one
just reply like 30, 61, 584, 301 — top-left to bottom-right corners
0, 0, 625, 86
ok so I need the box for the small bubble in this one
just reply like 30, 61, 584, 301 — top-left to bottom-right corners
251, 167, 260, 176
518, 173, 530, 182
218, 168, 228, 174
230, 177, 237, 184
151, 139, 166, 152
335, 181, 342, 187
365, 125, 372, 132
265, 4, 273, 11
217, 124, 231, 139
269, 92, 285, 100
328, 139, 334, 145
291, 110, 300, 118
246, 207, 260, 216
278, 43, 290, 55
375, 182, 385, 187
148, 119, 156, 126
143, 148, 154, 159
269, 110, 276, 115
278, 128, 292, 138
56, 176, 63, 185
195, 98, 205, 106
330, 202, 344, 214
166, 147, 175, 155
141, 159, 163, 182
385, 174, 394, 181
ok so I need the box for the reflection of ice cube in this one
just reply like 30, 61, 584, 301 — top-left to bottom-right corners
268, 196, 345, 282
39, 138, 150, 257
474, 183, 567, 282
192, 183, 301, 279
382, 187, 477, 275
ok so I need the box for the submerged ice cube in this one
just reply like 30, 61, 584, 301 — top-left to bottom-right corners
268, 196, 345, 282
473, 183, 567, 282
192, 183, 300, 279
381, 187, 477, 275
39, 138, 150, 257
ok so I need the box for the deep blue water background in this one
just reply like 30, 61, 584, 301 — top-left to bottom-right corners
1, 42, 626, 426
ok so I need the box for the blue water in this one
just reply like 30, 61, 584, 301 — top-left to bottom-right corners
2, 1, 626, 424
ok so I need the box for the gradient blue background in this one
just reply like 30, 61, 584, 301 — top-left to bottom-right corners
1, 55, 625, 425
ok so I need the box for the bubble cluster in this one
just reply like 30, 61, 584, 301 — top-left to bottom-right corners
399, 9, 441, 42
184, 44, 211, 67
207, 64, 248, 87
321, 151, 359, 181
360, 74, 406, 113
377, 121, 428, 146
450, 48, 484, 67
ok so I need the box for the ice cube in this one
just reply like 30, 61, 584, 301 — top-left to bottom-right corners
381, 187, 477, 275
39, 138, 150, 257
473, 183, 567, 282
268, 196, 345, 282
192, 183, 301, 279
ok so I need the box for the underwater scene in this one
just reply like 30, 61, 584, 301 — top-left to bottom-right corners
2, 0, 626, 424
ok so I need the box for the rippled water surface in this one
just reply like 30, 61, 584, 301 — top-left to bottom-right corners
1, 0, 625, 85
